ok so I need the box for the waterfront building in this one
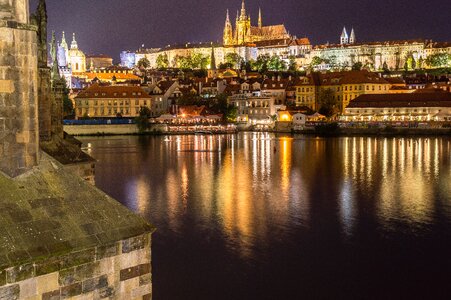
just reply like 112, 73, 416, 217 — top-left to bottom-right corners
261, 76, 291, 105
74, 84, 152, 119
343, 91, 451, 121
295, 70, 392, 112
229, 94, 276, 126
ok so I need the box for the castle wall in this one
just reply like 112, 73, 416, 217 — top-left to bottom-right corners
0, 233, 152, 300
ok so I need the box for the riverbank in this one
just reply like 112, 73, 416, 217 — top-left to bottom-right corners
65, 124, 451, 137
293, 127, 451, 136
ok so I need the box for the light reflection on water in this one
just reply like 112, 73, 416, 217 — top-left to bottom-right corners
80, 134, 451, 299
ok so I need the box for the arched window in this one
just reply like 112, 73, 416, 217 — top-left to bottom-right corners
75, 63, 79, 71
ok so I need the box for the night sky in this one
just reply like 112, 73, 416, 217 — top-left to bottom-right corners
30, 0, 451, 61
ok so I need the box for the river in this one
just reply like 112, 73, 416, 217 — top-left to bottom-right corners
79, 133, 451, 299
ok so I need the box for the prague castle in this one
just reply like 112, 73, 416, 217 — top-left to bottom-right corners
223, 0, 290, 46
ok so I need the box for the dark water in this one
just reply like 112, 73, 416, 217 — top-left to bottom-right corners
79, 134, 451, 299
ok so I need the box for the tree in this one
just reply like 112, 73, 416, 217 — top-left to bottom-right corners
425, 53, 451, 68
382, 61, 390, 73
218, 62, 234, 69
352, 62, 363, 71
310, 56, 323, 68
225, 53, 243, 69
156, 53, 169, 69
177, 55, 192, 69
135, 106, 151, 132
288, 56, 298, 71
254, 54, 270, 73
225, 105, 238, 123
62, 87, 74, 118
268, 55, 287, 71
318, 88, 338, 118
137, 57, 150, 69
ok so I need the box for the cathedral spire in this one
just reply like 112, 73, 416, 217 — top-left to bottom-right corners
61, 31, 68, 49
71, 33, 78, 49
50, 31, 61, 83
225, 9, 230, 24
223, 9, 233, 45
350, 28, 356, 44
240, 0, 246, 20
258, 8, 262, 29
340, 26, 349, 45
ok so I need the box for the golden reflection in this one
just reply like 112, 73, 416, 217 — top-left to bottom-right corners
279, 137, 292, 196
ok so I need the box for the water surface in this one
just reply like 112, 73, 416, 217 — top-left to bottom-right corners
80, 134, 451, 299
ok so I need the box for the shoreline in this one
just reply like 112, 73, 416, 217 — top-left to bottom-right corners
66, 125, 451, 137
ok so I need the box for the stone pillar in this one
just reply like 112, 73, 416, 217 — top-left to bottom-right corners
0, 1, 39, 177
51, 79, 65, 138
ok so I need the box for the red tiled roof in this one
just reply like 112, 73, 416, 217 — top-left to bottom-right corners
75, 84, 151, 99
347, 92, 451, 108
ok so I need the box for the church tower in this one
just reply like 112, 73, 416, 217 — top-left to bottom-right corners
340, 27, 349, 45
258, 8, 262, 29
236, 0, 251, 45
349, 28, 356, 44
223, 10, 233, 46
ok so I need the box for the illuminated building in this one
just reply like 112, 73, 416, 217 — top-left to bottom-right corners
343, 91, 451, 121
74, 84, 152, 119
86, 54, 113, 69
68, 33, 86, 73
309, 31, 451, 71
223, 0, 290, 46
229, 95, 276, 127
295, 70, 392, 112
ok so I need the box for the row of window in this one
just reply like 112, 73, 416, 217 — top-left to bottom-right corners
77, 100, 149, 106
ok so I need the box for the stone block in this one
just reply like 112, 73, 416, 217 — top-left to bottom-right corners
139, 273, 151, 286
35, 258, 60, 276
118, 277, 138, 298
19, 277, 37, 299
143, 293, 152, 300
36, 272, 59, 295
131, 283, 151, 298
59, 249, 96, 271
119, 266, 140, 282
96, 286, 115, 299
59, 261, 101, 286
0, 79, 14, 93
0, 284, 20, 300
42, 289, 60, 300
60, 282, 82, 299
6, 263, 35, 283
119, 263, 151, 282
96, 243, 119, 260
82, 275, 108, 293
122, 235, 148, 254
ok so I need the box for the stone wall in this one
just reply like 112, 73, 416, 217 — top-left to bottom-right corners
0, 233, 152, 300
0, 21, 39, 177
38, 67, 52, 141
